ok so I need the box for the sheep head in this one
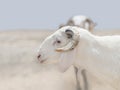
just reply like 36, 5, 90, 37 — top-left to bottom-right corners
37, 26, 80, 64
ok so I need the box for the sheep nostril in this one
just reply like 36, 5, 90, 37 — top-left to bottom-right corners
37, 54, 41, 59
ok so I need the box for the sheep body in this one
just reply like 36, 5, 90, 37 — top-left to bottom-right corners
75, 33, 120, 88
38, 26, 120, 90
59, 27, 120, 90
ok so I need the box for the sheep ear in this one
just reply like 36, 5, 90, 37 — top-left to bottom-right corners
65, 29, 74, 39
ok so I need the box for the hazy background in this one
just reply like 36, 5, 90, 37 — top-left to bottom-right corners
0, 1, 120, 90
0, 0, 120, 30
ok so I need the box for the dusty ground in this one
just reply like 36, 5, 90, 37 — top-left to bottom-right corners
0, 29, 120, 90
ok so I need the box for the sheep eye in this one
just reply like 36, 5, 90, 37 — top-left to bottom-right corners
53, 39, 61, 45
57, 40, 61, 44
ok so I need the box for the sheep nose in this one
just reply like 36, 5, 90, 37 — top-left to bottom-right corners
37, 54, 41, 59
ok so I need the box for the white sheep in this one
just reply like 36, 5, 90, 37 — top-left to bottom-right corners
59, 15, 96, 32
37, 26, 120, 90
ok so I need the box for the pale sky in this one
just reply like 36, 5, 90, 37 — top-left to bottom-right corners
0, 0, 120, 30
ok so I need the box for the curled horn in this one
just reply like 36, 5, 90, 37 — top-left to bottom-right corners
56, 29, 79, 52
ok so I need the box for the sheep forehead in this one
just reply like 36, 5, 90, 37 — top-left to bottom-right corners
44, 30, 65, 44
47, 26, 72, 41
